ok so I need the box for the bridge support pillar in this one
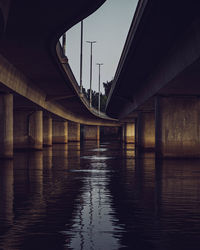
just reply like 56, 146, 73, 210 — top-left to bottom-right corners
123, 122, 135, 144
83, 125, 100, 140
68, 122, 80, 142
43, 116, 52, 146
156, 96, 200, 158
0, 93, 13, 158
14, 110, 43, 150
137, 112, 155, 150
52, 120, 68, 143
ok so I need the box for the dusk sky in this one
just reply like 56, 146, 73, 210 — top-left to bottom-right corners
66, 0, 138, 93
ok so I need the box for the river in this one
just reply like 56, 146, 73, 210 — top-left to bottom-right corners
0, 141, 200, 249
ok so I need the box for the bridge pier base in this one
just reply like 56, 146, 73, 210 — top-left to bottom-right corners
43, 116, 52, 146
14, 110, 43, 150
123, 122, 135, 144
0, 93, 13, 158
68, 122, 80, 142
137, 112, 155, 150
83, 125, 100, 140
156, 96, 200, 158
52, 120, 68, 144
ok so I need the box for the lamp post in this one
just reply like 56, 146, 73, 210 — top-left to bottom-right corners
86, 41, 96, 107
96, 63, 103, 114
80, 21, 83, 93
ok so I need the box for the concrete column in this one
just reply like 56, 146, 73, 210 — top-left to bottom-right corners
83, 125, 100, 140
52, 120, 68, 143
137, 112, 155, 150
155, 96, 200, 158
43, 116, 52, 146
68, 122, 80, 142
14, 110, 43, 150
124, 122, 135, 144
0, 93, 13, 158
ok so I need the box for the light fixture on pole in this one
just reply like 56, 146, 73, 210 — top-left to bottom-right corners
96, 63, 103, 114
86, 41, 96, 107
80, 20, 83, 93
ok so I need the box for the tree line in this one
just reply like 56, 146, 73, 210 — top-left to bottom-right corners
82, 80, 113, 112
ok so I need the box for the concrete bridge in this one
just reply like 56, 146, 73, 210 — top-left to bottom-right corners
106, 0, 200, 158
0, 0, 126, 158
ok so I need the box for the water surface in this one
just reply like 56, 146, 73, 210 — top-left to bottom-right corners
0, 141, 200, 249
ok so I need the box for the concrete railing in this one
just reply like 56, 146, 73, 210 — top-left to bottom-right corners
56, 41, 116, 121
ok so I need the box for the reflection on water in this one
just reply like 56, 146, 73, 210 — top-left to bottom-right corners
0, 141, 200, 249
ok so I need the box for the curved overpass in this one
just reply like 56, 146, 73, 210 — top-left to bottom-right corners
0, 0, 119, 126
106, 0, 200, 119
106, 0, 200, 157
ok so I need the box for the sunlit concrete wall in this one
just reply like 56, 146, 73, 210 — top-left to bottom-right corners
83, 125, 100, 140
156, 96, 200, 158
68, 122, 80, 142
137, 112, 155, 150
52, 120, 68, 144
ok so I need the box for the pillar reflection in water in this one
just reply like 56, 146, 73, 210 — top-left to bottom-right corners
0, 151, 46, 249
158, 159, 200, 225
0, 160, 14, 228
28, 151, 43, 195
122, 143, 135, 171
43, 147, 53, 170
123, 143, 135, 157
52, 144, 68, 170
68, 142, 80, 169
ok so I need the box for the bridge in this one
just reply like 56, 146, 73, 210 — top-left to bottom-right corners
106, 0, 200, 158
0, 0, 197, 159
0, 0, 126, 158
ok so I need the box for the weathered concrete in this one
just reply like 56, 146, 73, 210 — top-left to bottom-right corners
137, 112, 155, 150
43, 116, 52, 146
52, 120, 68, 144
0, 93, 13, 158
83, 125, 100, 140
0, 51, 119, 127
68, 122, 80, 142
123, 122, 135, 144
106, 2, 200, 119
155, 96, 200, 158
14, 110, 43, 150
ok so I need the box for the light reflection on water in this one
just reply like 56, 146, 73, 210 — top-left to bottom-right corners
0, 141, 200, 249
63, 160, 124, 250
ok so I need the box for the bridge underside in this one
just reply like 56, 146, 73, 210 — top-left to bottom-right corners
0, 0, 122, 158
106, 0, 200, 158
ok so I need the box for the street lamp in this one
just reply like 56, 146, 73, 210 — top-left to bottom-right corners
96, 63, 103, 114
86, 41, 96, 107
80, 20, 83, 93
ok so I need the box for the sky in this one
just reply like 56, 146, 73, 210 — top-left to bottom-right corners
66, 0, 138, 93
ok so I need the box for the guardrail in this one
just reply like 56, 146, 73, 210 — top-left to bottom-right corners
56, 41, 116, 121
